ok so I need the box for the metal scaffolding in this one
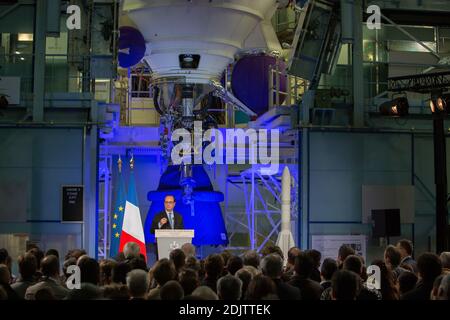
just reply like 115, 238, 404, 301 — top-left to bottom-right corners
98, 154, 113, 259
224, 164, 299, 253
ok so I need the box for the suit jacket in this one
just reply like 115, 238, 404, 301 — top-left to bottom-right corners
150, 210, 184, 234
288, 275, 323, 301
272, 279, 301, 300
25, 277, 68, 300
400, 256, 418, 274
401, 280, 434, 301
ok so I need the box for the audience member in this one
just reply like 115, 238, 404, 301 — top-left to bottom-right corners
396, 239, 418, 273
181, 243, 196, 258
179, 268, 199, 296
343, 255, 381, 300
398, 271, 418, 296
245, 274, 278, 300
402, 252, 442, 300
306, 249, 321, 283
161, 280, 184, 300
147, 258, 176, 300
217, 275, 242, 300
320, 258, 338, 291
202, 254, 224, 293
126, 269, 149, 300
243, 250, 260, 269
331, 270, 359, 300
0, 264, 20, 300
261, 253, 301, 300
11, 253, 37, 298
235, 268, 252, 300
25, 255, 68, 300
226, 256, 243, 276
288, 252, 322, 300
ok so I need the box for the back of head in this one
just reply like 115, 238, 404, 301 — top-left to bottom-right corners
66, 283, 102, 300
66, 249, 87, 260
78, 256, 100, 285
294, 252, 314, 278
170, 249, 186, 271
112, 261, 132, 284
331, 270, 359, 300
160, 280, 184, 300
338, 245, 355, 264
41, 255, 59, 278
129, 257, 148, 272
220, 250, 232, 267
205, 254, 224, 279
99, 259, 117, 285
343, 255, 362, 276
191, 285, 219, 300
45, 249, 59, 259
439, 252, 450, 269
181, 243, 196, 258
28, 248, 44, 270
126, 269, 149, 298
102, 283, 130, 300
152, 258, 176, 286
384, 245, 401, 268
242, 265, 260, 277
235, 268, 252, 297
179, 268, 199, 296
321, 258, 338, 281
261, 253, 283, 279
287, 247, 301, 266
438, 274, 450, 300
397, 239, 413, 257
185, 256, 200, 272
63, 257, 77, 278
417, 252, 442, 282
18, 253, 37, 281
398, 271, 418, 295
243, 250, 260, 269
227, 256, 243, 276
217, 275, 242, 300
306, 249, 321, 268
0, 248, 8, 265
245, 274, 277, 300
0, 264, 10, 285
123, 242, 141, 260
261, 245, 284, 260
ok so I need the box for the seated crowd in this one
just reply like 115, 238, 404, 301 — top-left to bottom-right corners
0, 239, 449, 300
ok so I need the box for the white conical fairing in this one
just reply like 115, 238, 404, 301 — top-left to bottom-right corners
276, 166, 295, 264
122, 0, 278, 83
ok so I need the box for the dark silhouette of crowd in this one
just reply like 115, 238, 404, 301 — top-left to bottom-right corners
0, 239, 449, 301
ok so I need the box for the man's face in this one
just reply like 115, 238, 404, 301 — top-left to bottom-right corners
164, 196, 176, 212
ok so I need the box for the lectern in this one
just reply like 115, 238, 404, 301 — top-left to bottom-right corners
155, 229, 195, 260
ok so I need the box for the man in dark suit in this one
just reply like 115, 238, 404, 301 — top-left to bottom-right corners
261, 253, 301, 300
151, 195, 184, 234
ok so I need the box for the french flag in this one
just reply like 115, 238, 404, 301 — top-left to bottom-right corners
119, 168, 147, 261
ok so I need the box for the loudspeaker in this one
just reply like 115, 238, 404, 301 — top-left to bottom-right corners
371, 209, 401, 238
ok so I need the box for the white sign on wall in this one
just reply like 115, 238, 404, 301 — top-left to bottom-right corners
0, 76, 21, 105
311, 234, 367, 263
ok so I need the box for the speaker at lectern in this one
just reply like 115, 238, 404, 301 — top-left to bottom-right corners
155, 229, 194, 260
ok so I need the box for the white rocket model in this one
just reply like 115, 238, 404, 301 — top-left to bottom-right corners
276, 166, 295, 264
